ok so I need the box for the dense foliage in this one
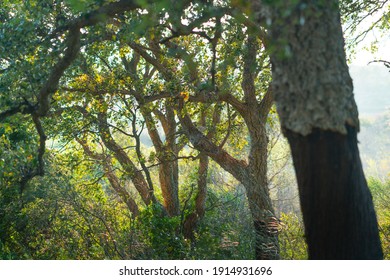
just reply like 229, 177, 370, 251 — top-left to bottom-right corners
1, 0, 389, 259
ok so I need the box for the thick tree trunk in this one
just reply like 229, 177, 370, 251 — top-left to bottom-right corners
286, 126, 382, 259
254, 0, 383, 258
245, 180, 280, 260
158, 106, 180, 217
246, 113, 280, 260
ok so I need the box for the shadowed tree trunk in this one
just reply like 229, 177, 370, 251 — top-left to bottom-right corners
253, 0, 383, 259
286, 126, 382, 259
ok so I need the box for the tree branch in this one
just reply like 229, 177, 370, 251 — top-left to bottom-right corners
76, 137, 140, 217
177, 99, 249, 184
37, 27, 81, 117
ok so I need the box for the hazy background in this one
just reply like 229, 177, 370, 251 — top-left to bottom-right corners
349, 37, 390, 179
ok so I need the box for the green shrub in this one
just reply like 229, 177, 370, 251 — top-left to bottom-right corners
278, 212, 308, 260
368, 177, 390, 259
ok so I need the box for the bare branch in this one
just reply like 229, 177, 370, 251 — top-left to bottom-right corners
369, 59, 390, 71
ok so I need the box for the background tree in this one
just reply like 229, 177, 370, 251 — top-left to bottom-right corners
1, 0, 282, 259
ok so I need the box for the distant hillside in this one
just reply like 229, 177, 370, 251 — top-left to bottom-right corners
358, 113, 390, 179
350, 64, 390, 117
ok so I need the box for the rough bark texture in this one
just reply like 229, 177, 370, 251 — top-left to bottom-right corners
242, 35, 280, 259
265, 1, 359, 136
286, 126, 383, 259
244, 105, 280, 260
255, 0, 383, 259
246, 180, 280, 260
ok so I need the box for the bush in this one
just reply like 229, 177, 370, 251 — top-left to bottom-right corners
368, 177, 390, 259
278, 212, 308, 260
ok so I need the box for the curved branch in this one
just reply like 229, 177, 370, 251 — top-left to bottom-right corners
0, 101, 37, 122
178, 100, 249, 184
37, 27, 81, 117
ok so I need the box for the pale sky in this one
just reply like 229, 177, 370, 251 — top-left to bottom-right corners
349, 37, 390, 66
348, 32, 390, 118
